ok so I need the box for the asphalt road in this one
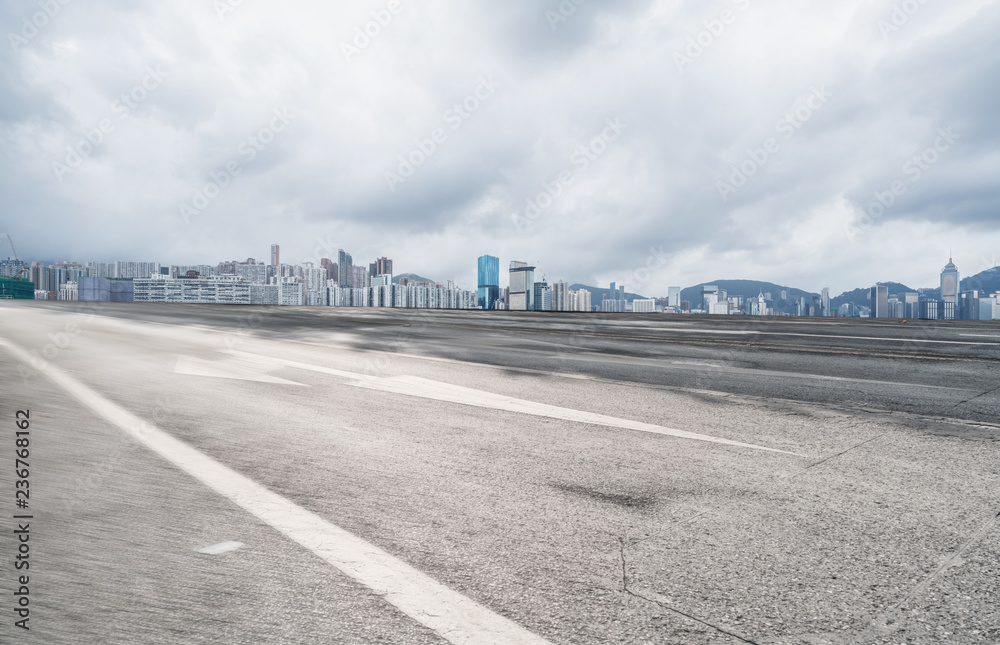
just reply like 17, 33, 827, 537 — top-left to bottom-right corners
0, 301, 998, 644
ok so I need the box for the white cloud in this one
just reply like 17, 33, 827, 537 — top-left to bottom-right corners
1, 0, 998, 295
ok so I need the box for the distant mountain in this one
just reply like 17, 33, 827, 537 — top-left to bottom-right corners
570, 284, 647, 302
392, 273, 437, 284
961, 265, 1000, 294
828, 267, 1000, 308
680, 280, 817, 314
830, 282, 915, 309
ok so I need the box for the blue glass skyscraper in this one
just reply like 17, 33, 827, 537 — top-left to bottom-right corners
477, 254, 500, 310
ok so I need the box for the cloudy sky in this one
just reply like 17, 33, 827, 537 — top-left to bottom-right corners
2, 0, 998, 295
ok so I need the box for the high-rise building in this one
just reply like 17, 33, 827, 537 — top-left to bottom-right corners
754, 292, 767, 316
701, 285, 719, 311
270, 244, 280, 267
0, 259, 27, 278
373, 257, 393, 276
552, 281, 572, 311
320, 258, 336, 281
338, 249, 353, 288
477, 254, 500, 310
940, 257, 960, 304
633, 298, 656, 313
902, 292, 919, 319
352, 265, 369, 289
114, 261, 160, 279
869, 285, 889, 318
236, 262, 266, 284
508, 261, 535, 311
667, 286, 681, 309
821, 287, 830, 317
533, 281, 551, 311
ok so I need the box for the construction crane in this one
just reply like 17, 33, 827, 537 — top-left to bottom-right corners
1, 233, 29, 279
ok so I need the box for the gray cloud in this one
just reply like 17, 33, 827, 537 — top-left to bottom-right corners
1, 0, 998, 295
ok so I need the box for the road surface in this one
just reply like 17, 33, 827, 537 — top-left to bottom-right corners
1, 301, 998, 644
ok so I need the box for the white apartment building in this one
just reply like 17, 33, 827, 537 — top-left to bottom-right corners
115, 261, 161, 279
326, 283, 476, 310
632, 298, 656, 313
134, 276, 251, 304
250, 284, 279, 305
236, 263, 267, 284
58, 282, 79, 301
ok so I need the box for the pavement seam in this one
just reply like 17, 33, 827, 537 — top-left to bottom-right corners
947, 382, 1000, 411
784, 434, 887, 479
618, 536, 763, 644
868, 510, 1000, 639
617, 532, 760, 645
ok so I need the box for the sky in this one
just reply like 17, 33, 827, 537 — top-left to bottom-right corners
1, 0, 998, 296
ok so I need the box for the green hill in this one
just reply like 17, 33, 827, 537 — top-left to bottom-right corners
681, 280, 817, 314
570, 284, 647, 302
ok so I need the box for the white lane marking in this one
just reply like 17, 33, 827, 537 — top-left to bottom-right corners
650, 328, 997, 345
558, 355, 965, 392
0, 338, 551, 645
197, 541, 244, 555
356, 375, 805, 456
225, 350, 804, 456
960, 333, 1000, 339
175, 355, 305, 385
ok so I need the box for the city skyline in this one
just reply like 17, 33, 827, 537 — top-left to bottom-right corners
2, 3, 999, 296
5, 242, 998, 301
6, 245, 999, 321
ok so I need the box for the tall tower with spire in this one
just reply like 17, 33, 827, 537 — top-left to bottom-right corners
940, 256, 960, 304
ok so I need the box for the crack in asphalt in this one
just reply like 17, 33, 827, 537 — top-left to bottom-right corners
618, 536, 762, 645
869, 510, 1000, 639
786, 433, 886, 478
948, 382, 1000, 410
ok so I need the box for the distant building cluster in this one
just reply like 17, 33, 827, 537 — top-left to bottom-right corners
477, 255, 591, 312
5, 247, 476, 310
3, 247, 998, 320
867, 258, 999, 321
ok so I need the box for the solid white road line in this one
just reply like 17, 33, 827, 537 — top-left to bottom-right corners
649, 328, 997, 345
224, 350, 805, 456
0, 338, 552, 645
